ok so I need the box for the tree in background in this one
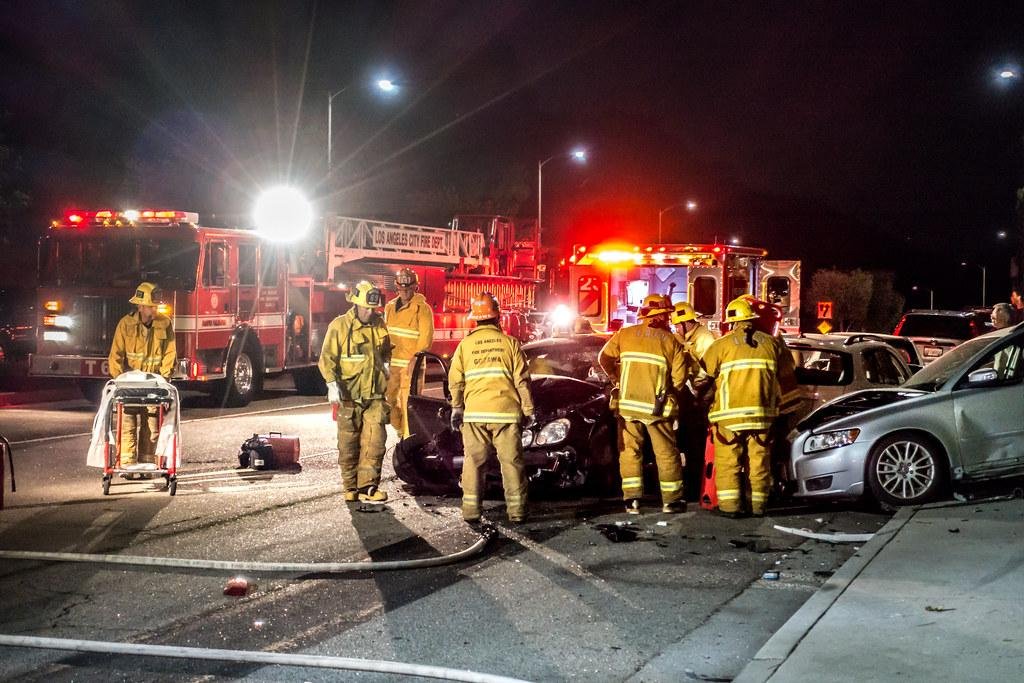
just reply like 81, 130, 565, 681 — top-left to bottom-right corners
806, 268, 903, 332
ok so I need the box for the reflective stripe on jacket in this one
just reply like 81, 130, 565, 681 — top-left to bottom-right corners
384, 292, 434, 368
108, 312, 176, 379
318, 309, 391, 402
599, 321, 688, 423
701, 322, 794, 431
448, 322, 533, 424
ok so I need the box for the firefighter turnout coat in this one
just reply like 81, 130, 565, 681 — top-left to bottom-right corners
448, 322, 534, 424
318, 308, 391, 403
384, 293, 434, 371
108, 312, 177, 379
700, 323, 793, 431
599, 322, 688, 423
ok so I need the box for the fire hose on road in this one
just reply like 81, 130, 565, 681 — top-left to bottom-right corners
0, 524, 497, 573
0, 634, 530, 683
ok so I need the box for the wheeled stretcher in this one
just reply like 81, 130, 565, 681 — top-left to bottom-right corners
86, 371, 183, 496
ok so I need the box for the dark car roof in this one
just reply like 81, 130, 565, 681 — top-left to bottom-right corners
894, 310, 987, 341
522, 334, 609, 353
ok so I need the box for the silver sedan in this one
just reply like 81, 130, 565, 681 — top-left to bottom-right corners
786, 323, 1024, 507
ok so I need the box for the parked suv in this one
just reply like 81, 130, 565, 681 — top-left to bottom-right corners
893, 309, 988, 365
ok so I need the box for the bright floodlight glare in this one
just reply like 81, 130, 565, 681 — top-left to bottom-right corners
253, 186, 313, 242
997, 230, 1007, 238
377, 79, 397, 92
686, 200, 698, 211
571, 148, 587, 162
551, 303, 574, 330
999, 69, 1018, 80
730, 237, 740, 245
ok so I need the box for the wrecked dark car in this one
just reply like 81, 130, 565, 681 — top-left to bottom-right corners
393, 341, 619, 495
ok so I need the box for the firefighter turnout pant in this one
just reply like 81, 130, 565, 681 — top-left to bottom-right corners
460, 422, 527, 522
619, 418, 685, 504
384, 363, 420, 437
119, 405, 159, 466
712, 424, 771, 515
336, 399, 389, 493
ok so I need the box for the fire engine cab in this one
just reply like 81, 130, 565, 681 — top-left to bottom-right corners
31, 208, 540, 405
557, 241, 801, 334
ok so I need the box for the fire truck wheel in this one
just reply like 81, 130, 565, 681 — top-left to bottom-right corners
292, 366, 327, 395
78, 380, 106, 405
221, 348, 262, 407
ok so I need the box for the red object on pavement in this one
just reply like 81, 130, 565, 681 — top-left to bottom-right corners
259, 433, 301, 468
700, 432, 717, 511
223, 577, 251, 596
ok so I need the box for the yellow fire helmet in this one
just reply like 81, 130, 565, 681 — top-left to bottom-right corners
639, 294, 673, 318
348, 280, 384, 309
468, 292, 501, 321
725, 296, 759, 323
671, 301, 698, 324
129, 282, 164, 306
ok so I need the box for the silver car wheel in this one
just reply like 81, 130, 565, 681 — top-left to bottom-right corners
874, 439, 936, 501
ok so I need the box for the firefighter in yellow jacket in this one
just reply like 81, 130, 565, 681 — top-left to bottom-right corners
384, 268, 434, 437
599, 294, 690, 514
319, 281, 392, 503
672, 301, 717, 499
449, 293, 534, 524
700, 297, 796, 517
108, 282, 177, 471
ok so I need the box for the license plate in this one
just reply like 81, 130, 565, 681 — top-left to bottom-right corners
923, 346, 943, 358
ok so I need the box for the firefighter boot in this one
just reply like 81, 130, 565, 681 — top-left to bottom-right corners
358, 485, 388, 503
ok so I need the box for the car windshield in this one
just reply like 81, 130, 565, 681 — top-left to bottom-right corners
787, 346, 852, 386
524, 337, 607, 381
898, 314, 971, 339
902, 334, 995, 391
38, 234, 200, 290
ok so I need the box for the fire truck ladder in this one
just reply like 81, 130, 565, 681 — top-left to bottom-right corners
325, 216, 486, 276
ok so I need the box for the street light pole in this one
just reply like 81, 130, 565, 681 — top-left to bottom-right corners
536, 148, 587, 256
327, 87, 348, 172
657, 199, 698, 244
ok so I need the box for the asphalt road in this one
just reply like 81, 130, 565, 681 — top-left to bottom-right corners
0, 381, 890, 682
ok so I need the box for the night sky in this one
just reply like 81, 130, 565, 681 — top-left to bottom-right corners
3, 1, 1024, 308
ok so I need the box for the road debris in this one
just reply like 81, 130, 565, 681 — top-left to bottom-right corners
762, 571, 780, 580
595, 523, 639, 543
223, 577, 252, 596
925, 605, 956, 612
773, 524, 874, 543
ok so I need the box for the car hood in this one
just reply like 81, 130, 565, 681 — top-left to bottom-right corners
796, 388, 928, 432
529, 375, 609, 421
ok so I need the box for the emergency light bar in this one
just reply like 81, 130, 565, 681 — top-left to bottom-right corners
51, 209, 199, 229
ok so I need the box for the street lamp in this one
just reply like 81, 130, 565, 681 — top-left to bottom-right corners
327, 79, 400, 171
960, 261, 988, 307
657, 199, 698, 244
537, 147, 587, 254
912, 285, 935, 310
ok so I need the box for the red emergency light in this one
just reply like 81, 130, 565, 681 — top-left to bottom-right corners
52, 208, 199, 229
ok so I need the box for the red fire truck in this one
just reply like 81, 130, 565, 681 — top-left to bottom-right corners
556, 241, 801, 334
30, 209, 539, 405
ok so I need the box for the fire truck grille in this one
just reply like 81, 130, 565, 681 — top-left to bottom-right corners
73, 296, 133, 354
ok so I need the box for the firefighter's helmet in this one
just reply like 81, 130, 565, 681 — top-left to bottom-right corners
129, 282, 164, 306
671, 301, 698, 324
468, 292, 500, 321
348, 281, 384, 309
639, 294, 673, 319
725, 297, 759, 323
395, 268, 418, 288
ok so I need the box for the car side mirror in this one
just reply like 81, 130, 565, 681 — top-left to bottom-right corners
967, 368, 999, 386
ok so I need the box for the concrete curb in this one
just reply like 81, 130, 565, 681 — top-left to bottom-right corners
733, 506, 916, 683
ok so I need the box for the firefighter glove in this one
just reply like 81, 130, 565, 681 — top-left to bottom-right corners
327, 381, 341, 404
521, 413, 537, 429
450, 407, 464, 431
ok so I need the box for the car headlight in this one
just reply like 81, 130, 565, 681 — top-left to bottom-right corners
803, 428, 861, 454
535, 418, 571, 446
521, 429, 534, 448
